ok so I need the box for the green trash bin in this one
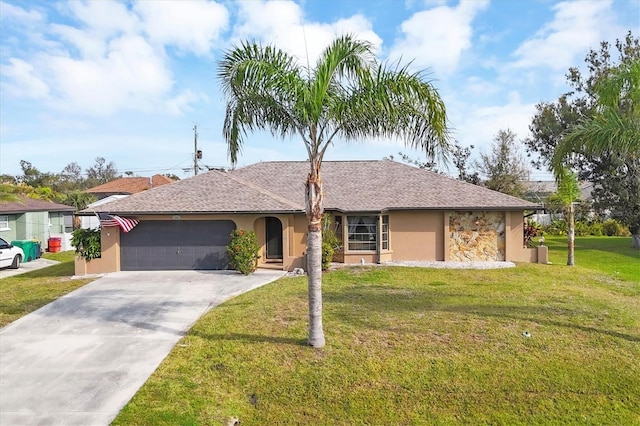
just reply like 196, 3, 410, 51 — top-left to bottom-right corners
11, 240, 40, 262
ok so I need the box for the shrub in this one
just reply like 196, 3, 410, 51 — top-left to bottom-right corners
602, 219, 631, 237
588, 221, 603, 236
574, 221, 590, 237
523, 220, 541, 247
321, 214, 342, 271
227, 229, 260, 275
543, 219, 568, 236
71, 228, 101, 261
322, 242, 334, 271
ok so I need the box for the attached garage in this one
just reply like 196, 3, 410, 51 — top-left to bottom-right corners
120, 220, 236, 271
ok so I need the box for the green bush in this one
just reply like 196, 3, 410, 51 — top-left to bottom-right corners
602, 219, 631, 236
543, 219, 568, 236
322, 242, 334, 271
227, 229, 260, 275
71, 228, 101, 261
588, 221, 603, 236
574, 221, 590, 237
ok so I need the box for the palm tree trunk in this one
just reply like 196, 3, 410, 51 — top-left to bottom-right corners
567, 203, 575, 266
305, 159, 326, 348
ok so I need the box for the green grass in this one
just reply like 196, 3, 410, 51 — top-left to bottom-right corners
115, 238, 640, 425
0, 251, 94, 328
544, 236, 640, 281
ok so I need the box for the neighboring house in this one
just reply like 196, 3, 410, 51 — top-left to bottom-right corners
523, 180, 594, 225
76, 160, 541, 275
79, 195, 130, 229
0, 196, 75, 251
85, 174, 174, 199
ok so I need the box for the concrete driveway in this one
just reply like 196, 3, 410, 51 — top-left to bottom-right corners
0, 269, 285, 425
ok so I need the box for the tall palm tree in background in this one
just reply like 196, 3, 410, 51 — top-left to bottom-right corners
218, 35, 450, 347
548, 167, 581, 266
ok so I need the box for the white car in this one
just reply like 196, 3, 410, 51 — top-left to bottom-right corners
0, 237, 24, 269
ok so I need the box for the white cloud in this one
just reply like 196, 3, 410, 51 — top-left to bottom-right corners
0, 1, 44, 24
135, 0, 228, 56
1, 0, 226, 117
512, 0, 615, 70
390, 0, 489, 75
0, 58, 50, 98
452, 91, 536, 151
43, 34, 173, 115
232, 0, 382, 65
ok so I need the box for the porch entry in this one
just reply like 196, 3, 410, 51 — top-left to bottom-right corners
265, 216, 283, 260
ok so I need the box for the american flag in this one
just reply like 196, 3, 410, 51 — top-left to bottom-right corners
97, 213, 139, 233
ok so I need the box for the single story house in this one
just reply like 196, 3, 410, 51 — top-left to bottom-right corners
76, 160, 541, 275
0, 196, 75, 251
85, 174, 174, 200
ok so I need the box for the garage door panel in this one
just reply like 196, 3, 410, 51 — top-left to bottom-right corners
121, 220, 235, 271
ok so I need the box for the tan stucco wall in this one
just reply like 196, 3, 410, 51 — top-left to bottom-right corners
74, 227, 120, 275
388, 210, 445, 261
505, 211, 539, 262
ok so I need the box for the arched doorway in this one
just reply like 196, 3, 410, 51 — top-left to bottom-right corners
265, 216, 283, 260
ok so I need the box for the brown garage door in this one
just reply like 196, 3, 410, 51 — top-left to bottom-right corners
120, 220, 236, 271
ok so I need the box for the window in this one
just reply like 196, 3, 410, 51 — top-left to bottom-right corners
381, 215, 389, 250
64, 214, 73, 233
347, 216, 377, 251
0, 215, 9, 231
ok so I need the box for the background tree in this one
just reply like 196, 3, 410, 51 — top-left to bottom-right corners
86, 157, 118, 187
59, 162, 86, 192
452, 143, 480, 184
218, 35, 450, 348
476, 129, 529, 197
553, 59, 640, 248
0, 184, 21, 203
525, 31, 639, 246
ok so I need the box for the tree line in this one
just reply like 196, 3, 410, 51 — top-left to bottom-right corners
0, 157, 119, 210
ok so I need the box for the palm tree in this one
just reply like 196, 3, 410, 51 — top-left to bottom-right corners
552, 59, 640, 248
548, 168, 581, 266
218, 35, 450, 347
553, 59, 639, 164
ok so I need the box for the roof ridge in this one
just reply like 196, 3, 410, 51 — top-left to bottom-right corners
223, 171, 304, 210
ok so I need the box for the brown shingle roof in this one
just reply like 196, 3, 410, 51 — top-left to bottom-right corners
86, 174, 174, 195
84, 160, 539, 215
0, 196, 75, 214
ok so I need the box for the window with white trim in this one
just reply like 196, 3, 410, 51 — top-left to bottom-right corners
0, 215, 9, 231
381, 215, 389, 250
347, 216, 377, 251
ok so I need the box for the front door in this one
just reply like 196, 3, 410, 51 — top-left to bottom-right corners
265, 217, 283, 260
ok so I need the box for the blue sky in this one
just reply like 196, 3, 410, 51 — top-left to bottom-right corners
1, 0, 638, 179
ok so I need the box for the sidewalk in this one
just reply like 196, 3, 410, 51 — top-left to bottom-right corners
0, 258, 60, 279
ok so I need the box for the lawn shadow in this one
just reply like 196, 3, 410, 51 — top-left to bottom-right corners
189, 330, 308, 347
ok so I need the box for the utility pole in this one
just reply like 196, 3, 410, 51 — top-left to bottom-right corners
193, 124, 201, 176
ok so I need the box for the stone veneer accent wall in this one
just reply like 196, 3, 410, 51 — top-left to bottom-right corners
449, 211, 505, 261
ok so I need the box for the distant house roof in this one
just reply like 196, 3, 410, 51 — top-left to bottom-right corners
523, 180, 594, 203
0, 196, 75, 214
85, 174, 174, 195
83, 160, 539, 215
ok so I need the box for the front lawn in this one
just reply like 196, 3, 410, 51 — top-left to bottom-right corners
115, 238, 640, 425
0, 251, 94, 328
